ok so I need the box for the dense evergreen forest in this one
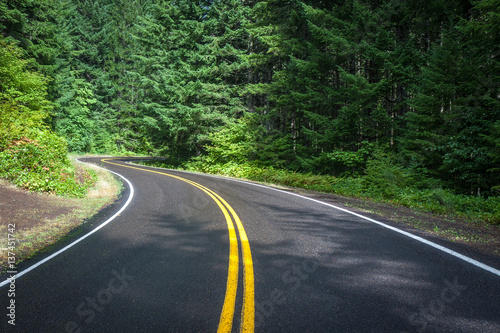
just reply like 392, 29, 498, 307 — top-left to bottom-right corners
1, 0, 499, 199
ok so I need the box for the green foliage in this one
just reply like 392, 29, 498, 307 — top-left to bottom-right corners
129, 0, 249, 158
487, 120, 500, 194
0, 131, 96, 197
363, 148, 407, 200
0, 39, 52, 146
306, 142, 375, 176
402, 10, 500, 195
203, 116, 260, 165
0, 38, 94, 197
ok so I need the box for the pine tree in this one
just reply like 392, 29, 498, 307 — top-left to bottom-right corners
402, 0, 500, 195
52, 0, 152, 153
51, 0, 100, 152
132, 0, 249, 158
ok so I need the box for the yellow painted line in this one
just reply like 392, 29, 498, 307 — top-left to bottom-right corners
102, 158, 254, 332
208, 191, 255, 332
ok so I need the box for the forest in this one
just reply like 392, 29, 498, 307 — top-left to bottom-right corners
0, 0, 499, 219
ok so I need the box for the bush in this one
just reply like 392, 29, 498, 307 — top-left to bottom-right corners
308, 142, 375, 176
362, 149, 407, 199
0, 130, 96, 197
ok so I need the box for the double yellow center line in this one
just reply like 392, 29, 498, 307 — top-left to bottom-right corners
102, 159, 255, 332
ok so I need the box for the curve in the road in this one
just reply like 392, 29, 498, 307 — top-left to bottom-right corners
167, 167, 500, 278
1, 157, 256, 332
102, 158, 255, 333
3, 156, 499, 333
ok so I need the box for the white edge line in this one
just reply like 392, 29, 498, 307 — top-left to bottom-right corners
130, 161, 500, 278
0, 158, 134, 288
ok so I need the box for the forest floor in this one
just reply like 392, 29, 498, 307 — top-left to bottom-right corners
1, 170, 498, 275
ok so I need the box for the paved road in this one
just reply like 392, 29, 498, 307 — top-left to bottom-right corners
1, 157, 499, 332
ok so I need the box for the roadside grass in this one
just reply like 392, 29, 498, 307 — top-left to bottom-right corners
0, 158, 122, 274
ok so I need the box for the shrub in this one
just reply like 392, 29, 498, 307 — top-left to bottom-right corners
362, 149, 407, 199
0, 39, 94, 197
0, 130, 96, 197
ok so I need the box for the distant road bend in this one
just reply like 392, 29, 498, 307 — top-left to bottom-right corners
1, 157, 499, 333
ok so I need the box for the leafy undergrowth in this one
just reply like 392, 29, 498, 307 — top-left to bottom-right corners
0, 131, 96, 197
142, 159, 500, 226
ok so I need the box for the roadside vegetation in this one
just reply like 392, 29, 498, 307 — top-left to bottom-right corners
137, 114, 500, 226
0, 39, 95, 197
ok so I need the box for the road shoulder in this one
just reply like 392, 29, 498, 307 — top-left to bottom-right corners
0, 160, 122, 274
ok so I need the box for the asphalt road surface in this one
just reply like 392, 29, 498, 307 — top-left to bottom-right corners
1, 157, 499, 332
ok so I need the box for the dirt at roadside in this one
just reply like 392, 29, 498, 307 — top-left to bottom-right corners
0, 182, 81, 268
0, 164, 120, 274
0, 183, 78, 232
